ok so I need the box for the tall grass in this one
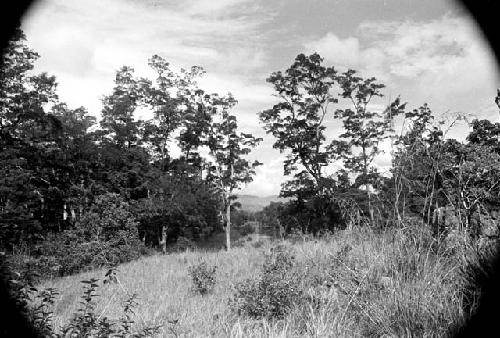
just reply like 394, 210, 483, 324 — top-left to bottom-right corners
28, 225, 483, 337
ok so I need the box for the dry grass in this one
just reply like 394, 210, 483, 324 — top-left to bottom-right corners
36, 227, 473, 337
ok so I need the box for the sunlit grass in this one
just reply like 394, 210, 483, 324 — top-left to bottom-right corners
37, 227, 471, 337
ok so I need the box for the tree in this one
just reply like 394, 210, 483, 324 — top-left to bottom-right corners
259, 53, 340, 198
141, 54, 205, 167
140, 55, 180, 165
207, 94, 262, 250
0, 28, 61, 249
467, 118, 500, 154
100, 66, 144, 149
335, 69, 405, 222
256, 202, 284, 238
441, 142, 500, 238
391, 104, 455, 227
98, 66, 151, 201
50, 103, 97, 224
135, 160, 221, 253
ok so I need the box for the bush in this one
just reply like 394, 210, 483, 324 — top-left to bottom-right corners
7, 193, 148, 280
230, 245, 302, 319
188, 261, 217, 295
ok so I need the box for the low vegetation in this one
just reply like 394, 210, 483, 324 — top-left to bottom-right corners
4, 223, 490, 337
188, 261, 217, 295
6, 266, 161, 337
230, 244, 301, 320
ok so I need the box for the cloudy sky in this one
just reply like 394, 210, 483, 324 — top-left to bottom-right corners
21, 0, 500, 196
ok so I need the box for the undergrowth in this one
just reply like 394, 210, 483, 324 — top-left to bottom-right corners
188, 261, 217, 295
5, 222, 495, 337
230, 244, 302, 319
7, 267, 161, 337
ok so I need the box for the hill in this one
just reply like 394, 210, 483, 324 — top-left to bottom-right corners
235, 194, 289, 212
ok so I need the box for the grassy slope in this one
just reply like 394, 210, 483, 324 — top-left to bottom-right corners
40, 237, 270, 336
37, 226, 469, 337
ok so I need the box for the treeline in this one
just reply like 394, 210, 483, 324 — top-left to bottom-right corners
0, 29, 261, 276
2, 30, 500, 279
256, 53, 500, 246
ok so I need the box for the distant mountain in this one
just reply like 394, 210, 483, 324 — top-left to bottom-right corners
236, 194, 289, 213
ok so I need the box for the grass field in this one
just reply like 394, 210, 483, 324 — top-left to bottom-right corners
34, 225, 474, 337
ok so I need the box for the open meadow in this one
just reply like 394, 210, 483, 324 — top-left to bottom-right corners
30, 224, 481, 337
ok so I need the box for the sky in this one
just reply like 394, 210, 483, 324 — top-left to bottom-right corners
21, 0, 500, 197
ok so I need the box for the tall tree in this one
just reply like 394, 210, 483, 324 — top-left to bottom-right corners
100, 66, 144, 149
141, 55, 179, 165
392, 104, 449, 224
207, 94, 262, 250
98, 66, 151, 200
141, 54, 205, 167
335, 70, 405, 221
441, 141, 500, 238
50, 103, 97, 223
259, 53, 340, 198
0, 28, 61, 249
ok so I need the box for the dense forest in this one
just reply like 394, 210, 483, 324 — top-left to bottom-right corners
1, 28, 500, 282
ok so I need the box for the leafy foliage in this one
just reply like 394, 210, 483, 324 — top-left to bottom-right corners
1, 28, 260, 262
230, 245, 302, 319
188, 261, 217, 295
7, 193, 147, 279
6, 268, 161, 337
259, 53, 339, 195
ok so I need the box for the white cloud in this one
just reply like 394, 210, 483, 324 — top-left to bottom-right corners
357, 14, 494, 79
240, 150, 286, 196
305, 13, 499, 114
305, 14, 498, 84
21, 0, 272, 115
304, 33, 387, 80
305, 33, 361, 67
184, 0, 257, 17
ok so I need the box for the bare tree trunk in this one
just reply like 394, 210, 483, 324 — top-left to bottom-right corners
362, 144, 374, 224
402, 194, 406, 224
160, 225, 167, 254
225, 195, 231, 251
368, 194, 374, 224
225, 163, 234, 251
63, 204, 67, 221
276, 219, 284, 239
427, 185, 435, 225
394, 174, 401, 224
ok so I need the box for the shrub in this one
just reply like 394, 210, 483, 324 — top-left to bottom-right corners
188, 261, 217, 295
230, 245, 303, 319
7, 193, 148, 280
